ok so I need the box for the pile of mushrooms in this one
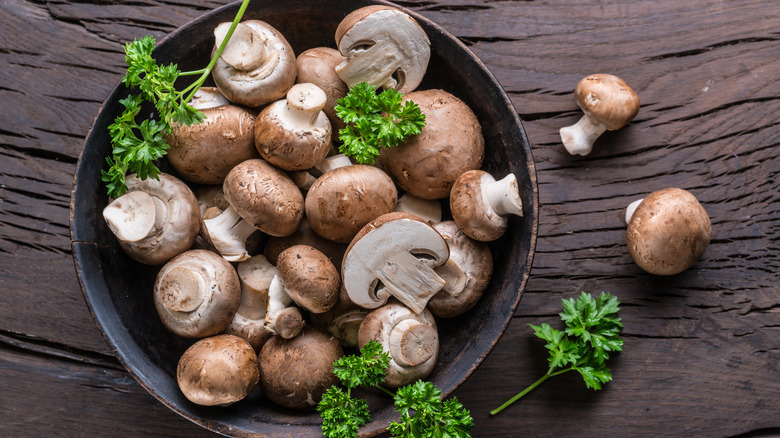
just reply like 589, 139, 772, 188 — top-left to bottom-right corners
102, 5, 526, 410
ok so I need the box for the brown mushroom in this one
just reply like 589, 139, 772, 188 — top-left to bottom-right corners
102, 173, 200, 265
254, 83, 332, 171
449, 170, 524, 242
559, 73, 640, 156
263, 216, 348, 271
626, 188, 711, 275
274, 245, 340, 314
296, 47, 349, 131
358, 302, 438, 387
154, 249, 241, 338
305, 164, 397, 243
334, 6, 430, 93
258, 327, 343, 409
177, 334, 259, 406
379, 89, 484, 199
211, 20, 297, 107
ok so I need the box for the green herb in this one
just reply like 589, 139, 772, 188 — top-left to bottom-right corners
335, 82, 426, 164
490, 291, 623, 415
101, 0, 252, 198
318, 339, 474, 438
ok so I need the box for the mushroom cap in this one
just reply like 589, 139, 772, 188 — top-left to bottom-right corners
358, 302, 438, 387
212, 20, 297, 108
222, 159, 304, 237
109, 173, 200, 265
253, 85, 332, 171
428, 221, 493, 318
450, 170, 511, 242
154, 249, 241, 338
166, 105, 259, 184
276, 244, 340, 314
334, 6, 430, 93
296, 47, 349, 131
176, 334, 260, 406
305, 164, 398, 243
258, 327, 343, 409
380, 89, 484, 199
627, 188, 711, 275
574, 74, 639, 131
263, 216, 348, 271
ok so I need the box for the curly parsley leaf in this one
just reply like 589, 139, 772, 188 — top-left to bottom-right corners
491, 291, 623, 415
333, 339, 391, 390
318, 386, 371, 438
335, 82, 426, 164
388, 380, 473, 438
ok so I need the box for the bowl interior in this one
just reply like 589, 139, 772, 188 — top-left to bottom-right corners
70, 0, 538, 436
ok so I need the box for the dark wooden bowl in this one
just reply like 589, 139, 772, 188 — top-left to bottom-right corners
70, 0, 538, 436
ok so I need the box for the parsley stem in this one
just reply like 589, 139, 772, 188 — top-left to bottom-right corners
489, 367, 573, 415
377, 386, 395, 398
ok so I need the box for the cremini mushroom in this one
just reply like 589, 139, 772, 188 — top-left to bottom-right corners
358, 302, 438, 387
224, 255, 277, 351
154, 249, 241, 338
449, 170, 524, 242
559, 73, 640, 156
380, 89, 484, 199
263, 274, 306, 339
428, 221, 493, 318
334, 6, 430, 93
254, 83, 332, 171
275, 245, 340, 314
342, 212, 450, 314
166, 103, 258, 184
305, 164, 397, 243
626, 188, 711, 275
102, 173, 200, 265
211, 20, 297, 107
177, 334, 259, 406
296, 47, 349, 131
258, 327, 343, 409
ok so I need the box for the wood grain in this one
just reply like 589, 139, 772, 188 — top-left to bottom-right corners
1, 0, 778, 436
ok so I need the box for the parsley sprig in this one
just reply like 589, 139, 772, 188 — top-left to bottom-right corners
490, 291, 624, 415
335, 82, 426, 164
102, 0, 252, 198
318, 340, 474, 438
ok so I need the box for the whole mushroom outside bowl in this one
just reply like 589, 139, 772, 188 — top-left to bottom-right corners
69, 0, 539, 436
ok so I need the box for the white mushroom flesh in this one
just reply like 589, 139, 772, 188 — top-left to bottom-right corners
263, 274, 294, 334
625, 198, 644, 224
203, 205, 260, 262
484, 173, 524, 217
215, 22, 275, 76
189, 87, 231, 110
559, 114, 607, 156
103, 190, 157, 242
394, 193, 442, 225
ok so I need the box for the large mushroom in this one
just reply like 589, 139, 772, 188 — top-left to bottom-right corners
154, 249, 241, 338
177, 334, 260, 406
102, 173, 200, 265
254, 83, 332, 171
559, 73, 640, 156
211, 20, 297, 107
295, 47, 349, 131
305, 164, 398, 243
342, 212, 450, 314
334, 6, 430, 93
358, 302, 439, 387
379, 89, 484, 199
449, 170, 524, 242
258, 327, 343, 409
626, 188, 711, 275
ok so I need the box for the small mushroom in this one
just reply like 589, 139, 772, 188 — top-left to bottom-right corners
626, 188, 711, 275
263, 274, 306, 339
154, 249, 241, 338
358, 302, 438, 387
305, 164, 398, 243
342, 212, 450, 314
166, 104, 259, 184
211, 20, 297, 107
102, 173, 200, 265
559, 73, 640, 156
224, 255, 277, 351
177, 334, 259, 406
335, 6, 430, 93
296, 47, 349, 131
275, 245, 340, 314
254, 83, 332, 171
258, 327, 343, 409
449, 170, 524, 242
379, 89, 484, 199
428, 221, 493, 318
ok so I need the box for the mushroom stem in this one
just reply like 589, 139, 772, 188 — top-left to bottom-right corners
103, 190, 157, 242
264, 274, 304, 339
215, 22, 269, 72
283, 83, 327, 127
559, 114, 607, 156
203, 205, 259, 262
313, 153, 352, 176
376, 251, 446, 314
484, 173, 524, 217
388, 318, 437, 367
158, 266, 207, 312
625, 198, 644, 225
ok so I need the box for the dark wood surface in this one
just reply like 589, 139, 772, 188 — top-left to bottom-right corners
1, 0, 778, 436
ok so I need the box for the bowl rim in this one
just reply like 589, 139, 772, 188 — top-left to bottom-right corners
70, 0, 539, 436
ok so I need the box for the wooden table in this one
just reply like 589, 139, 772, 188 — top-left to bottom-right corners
2, 0, 778, 436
